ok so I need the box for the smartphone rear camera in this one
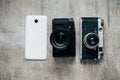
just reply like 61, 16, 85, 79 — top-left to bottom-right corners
34, 19, 38, 23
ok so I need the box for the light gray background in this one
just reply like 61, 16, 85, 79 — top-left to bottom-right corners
0, 0, 120, 80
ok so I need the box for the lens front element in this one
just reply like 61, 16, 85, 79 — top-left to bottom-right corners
55, 32, 66, 45
50, 30, 69, 49
84, 33, 99, 49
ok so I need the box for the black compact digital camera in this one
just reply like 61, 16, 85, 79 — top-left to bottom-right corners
81, 17, 104, 60
50, 18, 75, 57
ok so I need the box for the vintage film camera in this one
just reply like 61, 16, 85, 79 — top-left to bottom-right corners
80, 17, 104, 60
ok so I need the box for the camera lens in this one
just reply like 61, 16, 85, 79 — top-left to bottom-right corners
55, 32, 65, 44
84, 33, 99, 49
50, 30, 69, 49
87, 35, 98, 46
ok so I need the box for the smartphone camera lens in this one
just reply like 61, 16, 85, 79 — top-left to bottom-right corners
34, 19, 38, 23
84, 33, 99, 49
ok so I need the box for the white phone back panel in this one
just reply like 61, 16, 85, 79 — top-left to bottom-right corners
25, 16, 47, 60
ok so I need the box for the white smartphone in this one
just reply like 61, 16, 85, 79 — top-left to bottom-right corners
25, 15, 47, 60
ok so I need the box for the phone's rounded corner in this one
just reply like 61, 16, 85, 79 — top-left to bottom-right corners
25, 56, 29, 60
42, 56, 47, 61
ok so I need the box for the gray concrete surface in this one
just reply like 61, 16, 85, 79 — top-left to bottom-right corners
0, 0, 120, 80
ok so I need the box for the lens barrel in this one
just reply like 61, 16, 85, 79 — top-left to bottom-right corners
50, 30, 69, 50
84, 33, 99, 49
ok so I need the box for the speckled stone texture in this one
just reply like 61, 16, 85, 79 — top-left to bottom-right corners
0, 0, 120, 80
